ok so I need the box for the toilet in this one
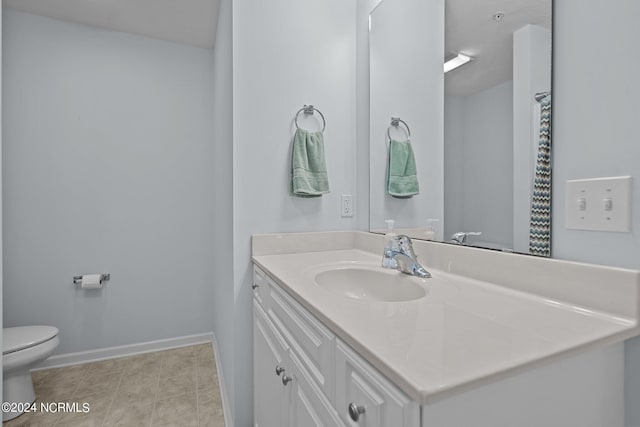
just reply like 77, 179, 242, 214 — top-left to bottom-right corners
2, 326, 59, 421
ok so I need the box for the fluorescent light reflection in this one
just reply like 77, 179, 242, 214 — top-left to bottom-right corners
444, 53, 473, 73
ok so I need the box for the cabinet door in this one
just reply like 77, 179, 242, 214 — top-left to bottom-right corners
254, 304, 290, 427
268, 280, 335, 401
287, 351, 346, 427
335, 340, 419, 427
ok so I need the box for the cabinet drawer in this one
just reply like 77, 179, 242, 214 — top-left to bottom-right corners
253, 266, 271, 309
268, 282, 335, 402
335, 340, 419, 427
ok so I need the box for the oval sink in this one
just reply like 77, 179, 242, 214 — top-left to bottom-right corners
314, 267, 427, 302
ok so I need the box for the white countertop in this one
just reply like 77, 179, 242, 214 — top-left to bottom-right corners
252, 231, 640, 405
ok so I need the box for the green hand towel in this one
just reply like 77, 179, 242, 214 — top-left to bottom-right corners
291, 128, 330, 197
387, 139, 419, 197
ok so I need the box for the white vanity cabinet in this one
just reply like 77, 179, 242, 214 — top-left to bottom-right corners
253, 267, 345, 427
253, 266, 419, 427
252, 232, 639, 427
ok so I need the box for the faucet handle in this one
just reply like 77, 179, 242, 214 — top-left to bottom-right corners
387, 234, 410, 253
396, 235, 417, 256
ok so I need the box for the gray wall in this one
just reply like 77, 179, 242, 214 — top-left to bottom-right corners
369, 0, 445, 234
0, 2, 3, 405
553, 1, 640, 426
444, 94, 465, 241
444, 81, 514, 248
355, 0, 376, 232
2, 10, 216, 354
210, 0, 235, 421
512, 24, 551, 253
231, 0, 359, 425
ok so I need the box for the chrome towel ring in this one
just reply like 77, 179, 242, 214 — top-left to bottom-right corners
387, 117, 411, 141
295, 105, 326, 132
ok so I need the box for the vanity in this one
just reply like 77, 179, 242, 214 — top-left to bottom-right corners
252, 231, 640, 427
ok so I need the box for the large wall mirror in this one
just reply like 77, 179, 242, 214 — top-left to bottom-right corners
369, 0, 552, 257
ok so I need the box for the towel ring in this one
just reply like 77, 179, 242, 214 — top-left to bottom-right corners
295, 105, 326, 133
387, 117, 411, 141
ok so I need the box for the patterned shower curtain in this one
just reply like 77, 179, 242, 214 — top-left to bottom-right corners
529, 94, 551, 257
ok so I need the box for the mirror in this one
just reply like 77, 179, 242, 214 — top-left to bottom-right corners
369, 0, 552, 256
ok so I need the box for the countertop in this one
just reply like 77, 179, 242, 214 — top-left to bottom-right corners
252, 232, 640, 404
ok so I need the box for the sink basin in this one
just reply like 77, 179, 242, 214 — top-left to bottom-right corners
314, 267, 427, 302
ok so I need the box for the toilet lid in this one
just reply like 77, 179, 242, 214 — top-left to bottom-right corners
3, 326, 59, 355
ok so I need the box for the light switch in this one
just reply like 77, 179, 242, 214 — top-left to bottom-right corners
577, 198, 586, 211
565, 176, 632, 232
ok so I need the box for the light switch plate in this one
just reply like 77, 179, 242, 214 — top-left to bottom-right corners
565, 176, 632, 232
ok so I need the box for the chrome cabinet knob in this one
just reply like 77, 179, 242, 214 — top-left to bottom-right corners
275, 365, 285, 376
348, 403, 365, 422
281, 375, 293, 386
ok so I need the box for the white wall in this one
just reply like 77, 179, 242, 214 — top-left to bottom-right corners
369, 0, 444, 235
552, 1, 640, 426
2, 10, 216, 354
513, 24, 551, 254
444, 81, 514, 248
210, 0, 234, 421
231, 0, 359, 425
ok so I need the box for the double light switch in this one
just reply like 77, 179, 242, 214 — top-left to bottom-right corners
565, 176, 632, 232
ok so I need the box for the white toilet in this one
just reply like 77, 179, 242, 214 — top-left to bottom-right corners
2, 326, 59, 421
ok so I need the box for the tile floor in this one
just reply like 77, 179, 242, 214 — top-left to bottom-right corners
4, 343, 225, 427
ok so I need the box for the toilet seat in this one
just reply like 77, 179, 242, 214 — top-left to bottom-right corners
3, 325, 60, 421
3, 326, 59, 355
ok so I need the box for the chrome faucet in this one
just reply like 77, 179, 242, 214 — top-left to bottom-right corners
382, 235, 431, 278
449, 231, 482, 245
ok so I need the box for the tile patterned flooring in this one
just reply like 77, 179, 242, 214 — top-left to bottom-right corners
4, 343, 225, 427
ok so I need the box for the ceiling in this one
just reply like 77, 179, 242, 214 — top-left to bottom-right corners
445, 0, 552, 97
2, 0, 548, 91
3, 0, 220, 49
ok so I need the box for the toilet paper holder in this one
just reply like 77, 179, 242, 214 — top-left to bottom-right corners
73, 274, 110, 285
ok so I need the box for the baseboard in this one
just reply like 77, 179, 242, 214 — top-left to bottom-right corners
33, 332, 214, 370
211, 333, 233, 427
